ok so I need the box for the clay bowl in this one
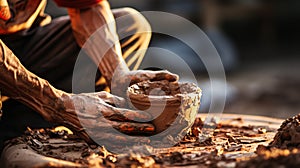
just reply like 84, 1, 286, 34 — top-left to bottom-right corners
127, 80, 202, 134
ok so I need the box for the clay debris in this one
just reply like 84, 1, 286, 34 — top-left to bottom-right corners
4, 116, 281, 168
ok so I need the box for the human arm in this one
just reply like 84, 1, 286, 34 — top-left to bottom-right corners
63, 1, 178, 96
0, 40, 154, 144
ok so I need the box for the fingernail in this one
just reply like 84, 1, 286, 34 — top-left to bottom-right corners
144, 127, 155, 132
126, 127, 134, 132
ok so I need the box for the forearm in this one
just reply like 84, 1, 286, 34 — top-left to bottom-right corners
0, 40, 67, 122
68, 1, 129, 85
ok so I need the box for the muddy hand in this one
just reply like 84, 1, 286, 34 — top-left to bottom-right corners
57, 91, 155, 144
0, 39, 153, 147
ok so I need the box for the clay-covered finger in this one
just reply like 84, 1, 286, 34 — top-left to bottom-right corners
71, 95, 153, 123
101, 105, 153, 122
84, 120, 155, 135
112, 122, 155, 135
76, 118, 152, 141
93, 91, 126, 108
78, 117, 155, 134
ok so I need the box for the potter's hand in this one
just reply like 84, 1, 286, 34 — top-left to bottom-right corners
0, 39, 154, 146
58, 91, 154, 145
111, 70, 179, 97
67, 2, 178, 95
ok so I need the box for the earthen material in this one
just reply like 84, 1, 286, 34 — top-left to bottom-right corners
1, 114, 283, 168
270, 114, 300, 148
127, 80, 202, 134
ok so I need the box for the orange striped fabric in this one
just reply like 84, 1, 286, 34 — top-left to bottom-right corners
53, 0, 103, 8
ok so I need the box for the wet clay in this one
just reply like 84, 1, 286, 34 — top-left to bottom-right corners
236, 114, 300, 168
1, 115, 282, 168
127, 80, 202, 135
269, 114, 300, 148
130, 80, 185, 95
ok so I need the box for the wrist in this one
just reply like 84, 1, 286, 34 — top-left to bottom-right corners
45, 92, 78, 126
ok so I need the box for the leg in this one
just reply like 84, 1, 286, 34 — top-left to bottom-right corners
0, 16, 93, 92
96, 8, 152, 89
113, 8, 152, 70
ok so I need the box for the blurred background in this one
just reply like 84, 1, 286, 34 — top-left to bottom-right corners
46, 0, 300, 119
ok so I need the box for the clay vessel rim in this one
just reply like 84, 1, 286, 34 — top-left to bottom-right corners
127, 82, 201, 101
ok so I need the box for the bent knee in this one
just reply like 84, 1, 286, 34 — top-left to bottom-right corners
114, 7, 151, 33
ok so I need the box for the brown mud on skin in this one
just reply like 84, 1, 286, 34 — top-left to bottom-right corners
127, 80, 202, 135
1, 115, 282, 168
